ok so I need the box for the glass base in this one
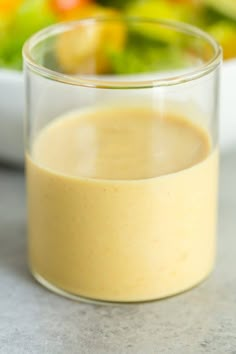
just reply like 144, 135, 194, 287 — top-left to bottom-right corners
31, 268, 212, 305
32, 270, 108, 305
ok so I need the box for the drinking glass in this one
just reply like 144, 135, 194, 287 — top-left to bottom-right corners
23, 18, 221, 303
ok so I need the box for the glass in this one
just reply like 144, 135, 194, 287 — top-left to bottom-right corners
23, 18, 221, 303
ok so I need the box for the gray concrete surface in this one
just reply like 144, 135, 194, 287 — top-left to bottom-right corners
0, 149, 236, 354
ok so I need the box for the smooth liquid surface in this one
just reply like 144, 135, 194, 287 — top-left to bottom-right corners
27, 107, 218, 302
33, 107, 210, 180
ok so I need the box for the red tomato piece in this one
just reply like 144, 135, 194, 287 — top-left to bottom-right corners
51, 0, 92, 14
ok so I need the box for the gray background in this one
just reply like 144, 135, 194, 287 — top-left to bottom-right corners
0, 148, 236, 354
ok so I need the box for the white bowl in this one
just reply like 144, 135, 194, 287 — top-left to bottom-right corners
0, 61, 235, 165
0, 69, 24, 164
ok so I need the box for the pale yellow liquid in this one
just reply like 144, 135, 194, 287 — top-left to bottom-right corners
27, 107, 218, 302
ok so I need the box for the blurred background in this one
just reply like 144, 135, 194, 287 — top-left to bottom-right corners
0, 0, 236, 164
0, 0, 235, 71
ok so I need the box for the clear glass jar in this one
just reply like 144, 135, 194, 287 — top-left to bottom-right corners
23, 18, 222, 303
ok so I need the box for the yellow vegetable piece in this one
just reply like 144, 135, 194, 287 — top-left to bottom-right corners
56, 5, 126, 74
208, 23, 236, 60
125, 0, 193, 43
0, 0, 22, 14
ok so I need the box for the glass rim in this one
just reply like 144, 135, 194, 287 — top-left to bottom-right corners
23, 17, 222, 89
